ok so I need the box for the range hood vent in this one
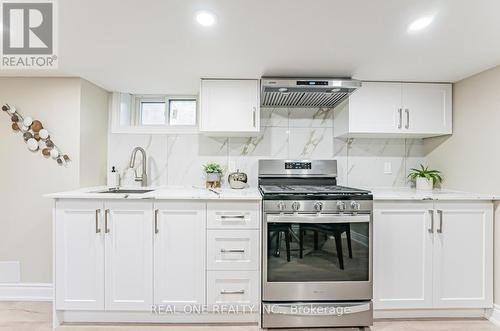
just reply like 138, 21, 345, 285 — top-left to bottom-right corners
261, 78, 361, 108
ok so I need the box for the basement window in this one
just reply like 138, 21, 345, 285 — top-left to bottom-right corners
135, 95, 197, 127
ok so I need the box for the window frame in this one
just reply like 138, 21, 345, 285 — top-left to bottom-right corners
111, 93, 199, 134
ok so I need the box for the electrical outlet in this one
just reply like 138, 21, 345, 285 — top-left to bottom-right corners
384, 162, 392, 174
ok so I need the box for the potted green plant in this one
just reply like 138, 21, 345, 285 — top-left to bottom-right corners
203, 162, 224, 188
408, 164, 443, 191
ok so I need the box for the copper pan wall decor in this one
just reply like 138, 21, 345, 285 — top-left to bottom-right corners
2, 103, 71, 166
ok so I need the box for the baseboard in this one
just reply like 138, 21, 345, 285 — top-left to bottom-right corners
488, 304, 500, 327
0, 283, 53, 301
374, 308, 488, 319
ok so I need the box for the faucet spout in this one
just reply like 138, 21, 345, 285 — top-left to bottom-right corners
129, 147, 148, 187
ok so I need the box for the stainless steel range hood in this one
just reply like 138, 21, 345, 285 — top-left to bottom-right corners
261, 77, 361, 108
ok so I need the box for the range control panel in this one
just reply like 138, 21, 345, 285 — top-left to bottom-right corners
285, 162, 312, 170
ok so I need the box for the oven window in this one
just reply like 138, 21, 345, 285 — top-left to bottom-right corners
267, 221, 369, 282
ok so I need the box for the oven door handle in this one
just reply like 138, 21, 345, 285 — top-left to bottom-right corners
267, 302, 371, 316
266, 214, 370, 224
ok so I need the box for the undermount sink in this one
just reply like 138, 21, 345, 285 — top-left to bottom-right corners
96, 189, 155, 194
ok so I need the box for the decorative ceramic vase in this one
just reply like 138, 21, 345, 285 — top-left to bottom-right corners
416, 177, 433, 191
206, 172, 222, 188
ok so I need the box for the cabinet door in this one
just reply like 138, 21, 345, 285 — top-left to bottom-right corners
55, 200, 104, 310
402, 83, 452, 135
153, 202, 206, 309
433, 201, 493, 308
200, 79, 260, 133
104, 201, 153, 311
373, 201, 434, 309
348, 82, 402, 134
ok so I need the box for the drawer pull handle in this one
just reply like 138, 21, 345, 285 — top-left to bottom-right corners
220, 248, 245, 253
220, 215, 246, 219
220, 289, 245, 295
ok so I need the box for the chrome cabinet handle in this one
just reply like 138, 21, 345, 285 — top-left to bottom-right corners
405, 109, 410, 129
397, 108, 402, 129
104, 209, 110, 233
220, 215, 245, 219
154, 209, 159, 234
95, 209, 101, 233
437, 210, 443, 233
428, 210, 434, 233
220, 248, 245, 253
252, 107, 256, 127
220, 289, 245, 295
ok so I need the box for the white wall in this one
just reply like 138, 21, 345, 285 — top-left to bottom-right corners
424, 64, 500, 304
80, 79, 110, 187
0, 77, 108, 283
425, 65, 500, 194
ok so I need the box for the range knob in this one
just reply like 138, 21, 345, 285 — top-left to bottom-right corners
277, 201, 286, 212
291, 201, 301, 211
337, 201, 346, 211
350, 201, 361, 211
313, 202, 324, 212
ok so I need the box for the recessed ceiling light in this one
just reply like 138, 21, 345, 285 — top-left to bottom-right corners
195, 11, 216, 27
408, 16, 433, 32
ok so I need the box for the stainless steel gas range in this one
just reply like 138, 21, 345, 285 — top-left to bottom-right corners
259, 159, 373, 329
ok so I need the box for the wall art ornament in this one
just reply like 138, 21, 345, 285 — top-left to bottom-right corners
2, 103, 71, 167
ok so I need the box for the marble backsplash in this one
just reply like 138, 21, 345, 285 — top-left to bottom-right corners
107, 108, 425, 188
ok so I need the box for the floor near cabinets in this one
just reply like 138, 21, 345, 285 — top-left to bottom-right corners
1, 302, 499, 331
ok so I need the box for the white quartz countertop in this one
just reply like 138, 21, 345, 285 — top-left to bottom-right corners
368, 187, 498, 201
44, 186, 262, 200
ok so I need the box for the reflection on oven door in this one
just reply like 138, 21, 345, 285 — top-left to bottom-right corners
267, 220, 369, 282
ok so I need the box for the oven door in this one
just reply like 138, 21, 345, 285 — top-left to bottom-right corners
263, 212, 372, 301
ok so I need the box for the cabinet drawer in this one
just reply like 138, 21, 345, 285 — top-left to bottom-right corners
207, 230, 259, 270
207, 202, 260, 229
207, 270, 259, 307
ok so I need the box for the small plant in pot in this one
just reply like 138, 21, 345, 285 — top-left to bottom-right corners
203, 162, 224, 188
408, 164, 443, 191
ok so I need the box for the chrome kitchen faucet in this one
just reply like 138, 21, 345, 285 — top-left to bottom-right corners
129, 147, 148, 187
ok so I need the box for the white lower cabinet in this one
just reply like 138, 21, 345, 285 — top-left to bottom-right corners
56, 200, 153, 311
373, 200, 493, 311
104, 201, 153, 311
373, 201, 434, 309
207, 230, 259, 271
55, 198, 261, 322
153, 201, 206, 309
432, 201, 493, 308
207, 270, 259, 306
55, 200, 105, 310
206, 202, 261, 311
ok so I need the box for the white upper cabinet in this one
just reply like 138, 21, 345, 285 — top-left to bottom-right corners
200, 79, 260, 136
334, 82, 452, 138
402, 83, 452, 135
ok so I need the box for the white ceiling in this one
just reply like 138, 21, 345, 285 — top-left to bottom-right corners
2, 0, 500, 94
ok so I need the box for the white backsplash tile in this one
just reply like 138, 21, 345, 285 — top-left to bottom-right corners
108, 108, 425, 189
288, 127, 333, 159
